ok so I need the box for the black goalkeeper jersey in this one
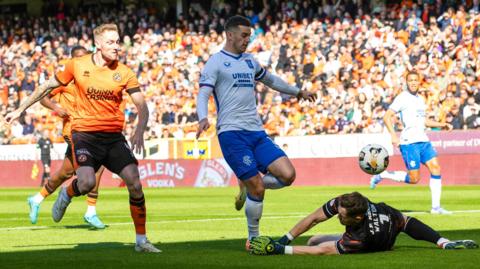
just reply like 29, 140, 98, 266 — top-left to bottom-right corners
37, 137, 53, 159
322, 197, 406, 254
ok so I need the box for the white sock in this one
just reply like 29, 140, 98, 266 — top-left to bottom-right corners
136, 234, 147, 245
380, 170, 408, 183
430, 176, 442, 209
32, 193, 45, 204
245, 195, 263, 240
85, 205, 97, 217
437, 237, 449, 248
262, 173, 286, 189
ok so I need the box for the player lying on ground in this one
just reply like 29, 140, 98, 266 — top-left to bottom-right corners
250, 192, 478, 255
28, 46, 106, 229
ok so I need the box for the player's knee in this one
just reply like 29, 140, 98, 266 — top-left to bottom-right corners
430, 166, 441, 175
248, 185, 265, 199
122, 168, 142, 195
119, 164, 140, 181
280, 169, 296, 185
126, 180, 143, 196
77, 177, 96, 194
409, 176, 420, 184
251, 188, 265, 199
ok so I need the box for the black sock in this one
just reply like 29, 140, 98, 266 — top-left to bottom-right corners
40, 173, 47, 186
87, 191, 98, 200
403, 217, 441, 245
45, 181, 55, 194
70, 178, 82, 196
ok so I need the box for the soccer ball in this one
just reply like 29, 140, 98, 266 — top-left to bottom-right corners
358, 144, 389, 175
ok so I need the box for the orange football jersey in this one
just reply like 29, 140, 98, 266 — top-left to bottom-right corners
55, 54, 140, 132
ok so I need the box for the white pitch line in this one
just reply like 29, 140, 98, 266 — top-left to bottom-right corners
405, 209, 480, 215
1, 209, 480, 232
0, 213, 305, 222
0, 215, 305, 231
106, 215, 307, 227
0, 225, 51, 231
3, 209, 480, 222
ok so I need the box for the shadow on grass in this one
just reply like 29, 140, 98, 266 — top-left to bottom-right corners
398, 209, 422, 213
2, 230, 479, 269
64, 224, 102, 230
13, 224, 110, 232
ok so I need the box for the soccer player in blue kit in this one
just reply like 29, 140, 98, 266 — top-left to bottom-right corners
371, 71, 452, 214
196, 15, 316, 250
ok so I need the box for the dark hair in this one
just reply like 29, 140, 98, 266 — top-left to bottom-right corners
70, 46, 87, 57
339, 192, 368, 217
224, 15, 251, 31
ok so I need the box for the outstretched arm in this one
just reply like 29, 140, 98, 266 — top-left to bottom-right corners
289, 206, 329, 237
250, 198, 343, 256
425, 118, 452, 130
278, 206, 329, 245
259, 72, 316, 102
5, 77, 61, 124
250, 235, 339, 256
289, 241, 339, 255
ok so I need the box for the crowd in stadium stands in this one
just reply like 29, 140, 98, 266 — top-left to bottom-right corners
1, 0, 480, 145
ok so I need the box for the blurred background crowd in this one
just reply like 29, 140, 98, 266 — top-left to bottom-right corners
1, 0, 480, 145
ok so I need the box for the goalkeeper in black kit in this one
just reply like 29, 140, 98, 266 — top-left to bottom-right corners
250, 192, 478, 255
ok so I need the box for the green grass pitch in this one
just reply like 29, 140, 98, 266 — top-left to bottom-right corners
0, 186, 479, 268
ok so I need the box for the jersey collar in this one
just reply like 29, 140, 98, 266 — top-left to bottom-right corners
91, 53, 118, 68
221, 49, 242, 60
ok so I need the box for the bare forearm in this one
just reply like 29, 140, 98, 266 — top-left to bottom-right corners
291, 242, 338, 255
129, 91, 149, 133
290, 217, 319, 237
17, 77, 59, 113
290, 209, 325, 237
383, 113, 396, 135
292, 246, 328, 255
136, 102, 149, 132
40, 96, 59, 111
425, 119, 447, 128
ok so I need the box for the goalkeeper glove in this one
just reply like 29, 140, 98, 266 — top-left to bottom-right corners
277, 234, 292, 245
250, 236, 285, 255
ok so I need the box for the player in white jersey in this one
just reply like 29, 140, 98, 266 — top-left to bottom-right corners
196, 15, 316, 250
370, 71, 452, 214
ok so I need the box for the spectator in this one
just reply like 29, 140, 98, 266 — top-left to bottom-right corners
2, 1, 480, 146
